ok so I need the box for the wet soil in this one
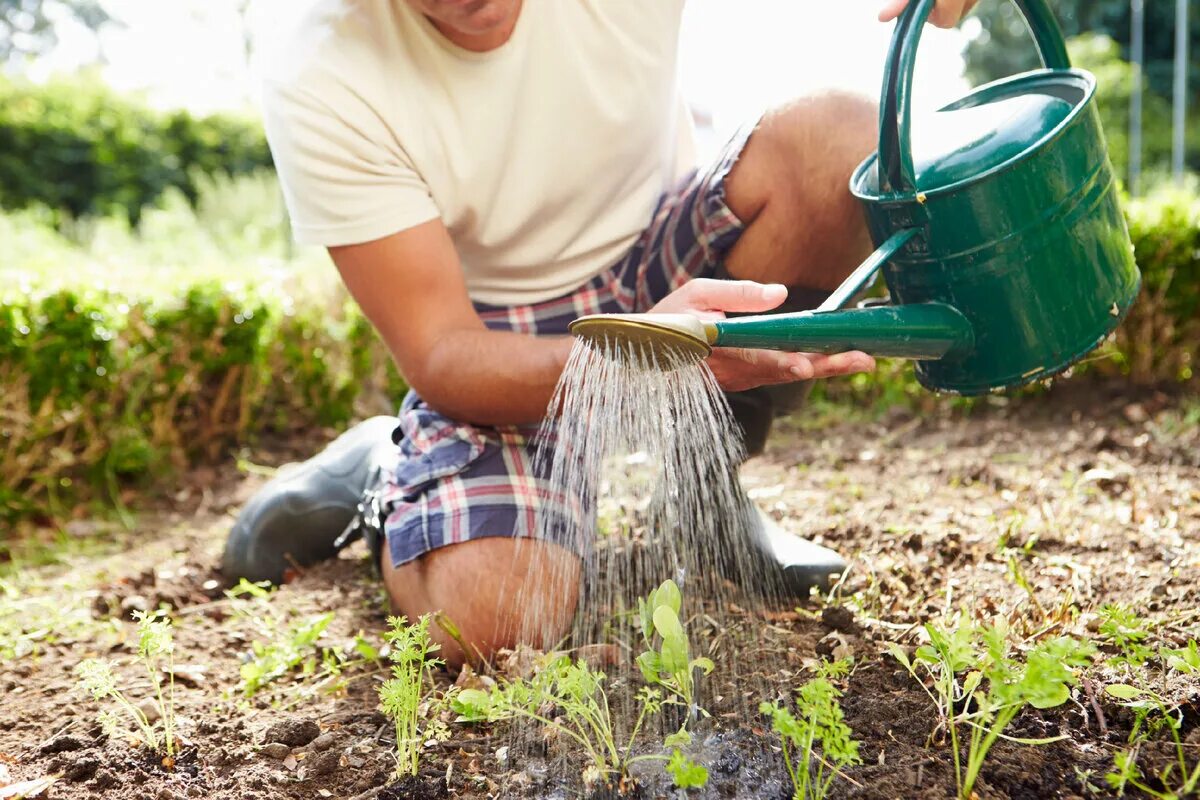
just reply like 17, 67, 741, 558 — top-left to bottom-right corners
1, 382, 1197, 799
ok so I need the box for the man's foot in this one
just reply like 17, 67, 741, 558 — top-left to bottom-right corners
221, 416, 398, 583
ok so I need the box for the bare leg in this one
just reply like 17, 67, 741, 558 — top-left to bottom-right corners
723, 91, 879, 290
382, 537, 581, 669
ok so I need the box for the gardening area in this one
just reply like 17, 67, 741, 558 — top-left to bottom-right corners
2, 2, 1200, 799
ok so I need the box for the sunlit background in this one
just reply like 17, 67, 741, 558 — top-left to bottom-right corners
24, 0, 973, 154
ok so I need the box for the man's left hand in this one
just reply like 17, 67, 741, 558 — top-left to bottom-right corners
878, 0, 979, 29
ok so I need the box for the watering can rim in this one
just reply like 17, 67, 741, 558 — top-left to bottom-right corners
850, 67, 1098, 203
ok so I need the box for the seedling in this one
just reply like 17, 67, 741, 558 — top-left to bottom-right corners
890, 617, 1096, 800
378, 615, 447, 778
636, 579, 713, 727
454, 655, 665, 787
1097, 603, 1154, 668
1103, 641, 1200, 798
666, 748, 708, 790
760, 659, 860, 800
75, 608, 178, 759
227, 580, 379, 700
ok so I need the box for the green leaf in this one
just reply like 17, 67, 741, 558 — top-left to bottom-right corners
690, 657, 714, 676
666, 749, 708, 789
1104, 684, 1147, 700
653, 605, 688, 675
451, 688, 494, 721
654, 579, 682, 616
637, 650, 663, 684
886, 644, 912, 670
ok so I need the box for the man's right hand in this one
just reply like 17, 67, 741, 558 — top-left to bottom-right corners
650, 279, 876, 392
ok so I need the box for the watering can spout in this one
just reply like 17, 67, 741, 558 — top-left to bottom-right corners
709, 304, 974, 361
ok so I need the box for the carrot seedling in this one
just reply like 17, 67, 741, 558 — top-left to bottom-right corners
378, 615, 446, 778
760, 658, 860, 800
75, 608, 178, 758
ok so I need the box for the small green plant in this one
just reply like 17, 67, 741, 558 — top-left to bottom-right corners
636, 579, 713, 727
760, 659, 860, 800
75, 608, 178, 758
1098, 603, 1154, 667
1104, 643, 1200, 799
227, 580, 379, 700
666, 748, 709, 790
378, 615, 447, 778
455, 655, 664, 787
890, 617, 1096, 800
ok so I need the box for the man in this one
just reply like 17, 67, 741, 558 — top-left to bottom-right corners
224, 0, 976, 667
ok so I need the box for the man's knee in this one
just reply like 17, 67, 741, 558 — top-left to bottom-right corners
731, 91, 877, 206
724, 91, 878, 285
383, 536, 581, 669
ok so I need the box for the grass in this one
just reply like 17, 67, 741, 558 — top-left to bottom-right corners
0, 171, 335, 304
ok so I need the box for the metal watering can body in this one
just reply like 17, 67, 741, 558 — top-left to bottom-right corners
710, 0, 1141, 394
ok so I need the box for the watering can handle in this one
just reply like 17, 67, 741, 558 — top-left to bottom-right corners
877, 0, 1072, 195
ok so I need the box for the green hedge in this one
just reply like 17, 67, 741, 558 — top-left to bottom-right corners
0, 76, 271, 226
0, 286, 405, 525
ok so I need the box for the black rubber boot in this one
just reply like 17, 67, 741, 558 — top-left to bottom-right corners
721, 285, 831, 457
221, 416, 398, 584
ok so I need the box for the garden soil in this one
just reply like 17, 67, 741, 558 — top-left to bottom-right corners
2, 382, 1197, 799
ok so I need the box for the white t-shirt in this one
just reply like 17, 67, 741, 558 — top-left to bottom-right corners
262, 0, 696, 306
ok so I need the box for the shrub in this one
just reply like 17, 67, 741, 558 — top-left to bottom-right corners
0, 284, 405, 528
0, 74, 271, 227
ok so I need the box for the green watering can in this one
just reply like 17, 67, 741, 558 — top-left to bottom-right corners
570, 0, 1141, 395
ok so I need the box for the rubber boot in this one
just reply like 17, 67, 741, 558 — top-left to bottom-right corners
740, 502, 846, 597
718, 285, 831, 457
221, 416, 398, 584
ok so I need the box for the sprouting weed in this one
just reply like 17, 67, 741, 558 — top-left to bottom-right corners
75, 609, 178, 758
1098, 603, 1155, 667
760, 659, 861, 800
635, 579, 713, 731
226, 580, 380, 701
1104, 682, 1200, 798
378, 615, 446, 778
1161, 639, 1200, 675
666, 748, 709, 790
131, 609, 176, 758
453, 655, 666, 787
890, 616, 1096, 800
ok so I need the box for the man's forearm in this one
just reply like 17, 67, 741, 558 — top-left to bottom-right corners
401, 327, 574, 427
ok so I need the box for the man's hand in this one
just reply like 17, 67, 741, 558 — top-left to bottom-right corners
878, 0, 979, 28
650, 279, 876, 393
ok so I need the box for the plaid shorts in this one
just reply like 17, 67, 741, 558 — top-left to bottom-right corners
380, 129, 751, 568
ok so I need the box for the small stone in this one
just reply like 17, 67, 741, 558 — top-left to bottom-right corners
308, 750, 341, 777
262, 718, 321, 747
309, 732, 339, 752
820, 605, 858, 634
91, 768, 118, 790
260, 743, 291, 760
137, 698, 162, 724
64, 756, 100, 782
156, 788, 182, 800
121, 594, 150, 615
39, 734, 86, 755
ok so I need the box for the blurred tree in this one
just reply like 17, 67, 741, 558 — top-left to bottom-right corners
0, 0, 109, 60
962, 0, 1198, 98
961, 3, 1199, 180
